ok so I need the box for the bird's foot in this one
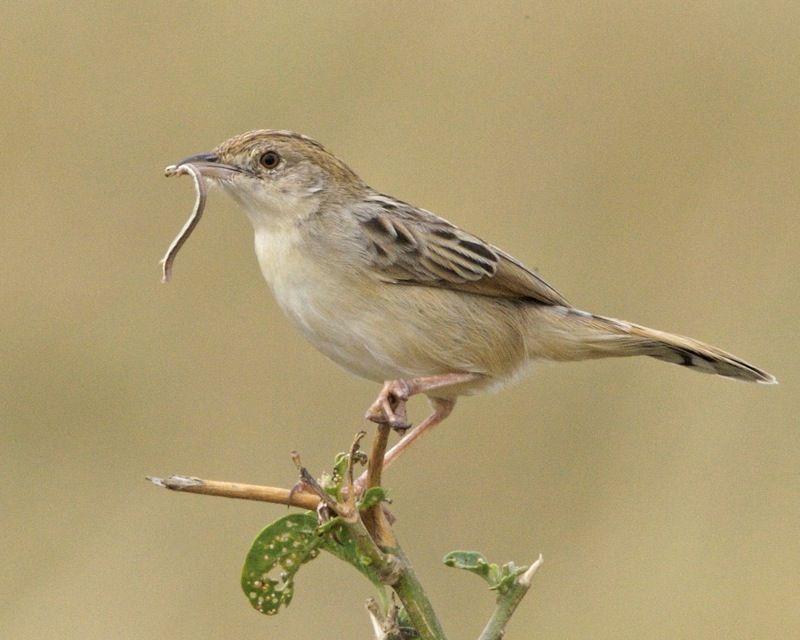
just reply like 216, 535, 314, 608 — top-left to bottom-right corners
365, 379, 412, 432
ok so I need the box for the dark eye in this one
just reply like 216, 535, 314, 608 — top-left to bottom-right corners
259, 150, 280, 169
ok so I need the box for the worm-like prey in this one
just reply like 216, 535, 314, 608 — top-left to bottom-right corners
160, 163, 207, 282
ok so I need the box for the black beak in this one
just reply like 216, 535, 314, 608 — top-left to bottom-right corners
175, 152, 219, 166
169, 152, 242, 179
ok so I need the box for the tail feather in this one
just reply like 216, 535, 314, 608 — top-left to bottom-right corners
533, 307, 777, 384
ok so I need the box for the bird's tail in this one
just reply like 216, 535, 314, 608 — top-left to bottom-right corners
526, 306, 776, 384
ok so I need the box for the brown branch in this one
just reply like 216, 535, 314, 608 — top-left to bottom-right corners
149, 427, 448, 640
366, 423, 391, 491
345, 431, 369, 514
361, 423, 396, 547
147, 475, 320, 510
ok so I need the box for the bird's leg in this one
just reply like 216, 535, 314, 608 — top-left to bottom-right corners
359, 372, 481, 485
381, 397, 454, 471
355, 396, 457, 493
364, 372, 480, 430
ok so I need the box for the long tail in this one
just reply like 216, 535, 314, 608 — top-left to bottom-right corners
528, 306, 776, 384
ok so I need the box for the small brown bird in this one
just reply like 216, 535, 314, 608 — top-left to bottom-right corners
164, 129, 776, 469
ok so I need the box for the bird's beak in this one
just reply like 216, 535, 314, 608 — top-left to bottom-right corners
171, 152, 242, 179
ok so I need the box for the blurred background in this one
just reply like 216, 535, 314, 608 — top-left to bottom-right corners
2, 2, 798, 638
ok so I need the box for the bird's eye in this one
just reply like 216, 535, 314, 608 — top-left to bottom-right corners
259, 151, 280, 169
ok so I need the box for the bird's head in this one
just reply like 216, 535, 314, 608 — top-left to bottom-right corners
173, 129, 366, 227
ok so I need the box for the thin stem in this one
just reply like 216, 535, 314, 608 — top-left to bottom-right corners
362, 423, 396, 547
359, 425, 445, 638
366, 598, 386, 640
149, 425, 454, 640
390, 546, 449, 640
147, 475, 320, 510
367, 423, 391, 491
477, 555, 544, 640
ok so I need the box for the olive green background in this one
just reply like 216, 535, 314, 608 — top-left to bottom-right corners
2, 2, 797, 638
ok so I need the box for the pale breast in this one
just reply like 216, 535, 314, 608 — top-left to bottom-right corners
251, 225, 532, 391
253, 226, 404, 381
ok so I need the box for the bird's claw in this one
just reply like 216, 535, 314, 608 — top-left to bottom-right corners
365, 379, 412, 432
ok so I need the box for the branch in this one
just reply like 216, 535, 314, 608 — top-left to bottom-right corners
294, 434, 449, 640
366, 596, 407, 640
477, 555, 544, 640
149, 425, 541, 640
361, 423, 396, 547
362, 424, 447, 640
147, 475, 320, 510
390, 545, 449, 640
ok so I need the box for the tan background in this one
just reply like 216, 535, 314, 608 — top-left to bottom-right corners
2, 2, 798, 638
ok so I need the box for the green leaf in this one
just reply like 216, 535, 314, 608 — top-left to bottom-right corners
241, 513, 322, 615
328, 452, 350, 496
242, 511, 390, 616
443, 550, 491, 577
359, 486, 389, 510
443, 551, 528, 595
320, 451, 366, 500
242, 451, 390, 616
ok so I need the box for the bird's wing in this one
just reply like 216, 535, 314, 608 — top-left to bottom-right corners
354, 196, 569, 306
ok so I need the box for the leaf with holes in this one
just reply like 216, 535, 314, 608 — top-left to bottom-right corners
241, 512, 322, 615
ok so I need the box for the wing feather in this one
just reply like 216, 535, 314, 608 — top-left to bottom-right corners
356, 195, 569, 306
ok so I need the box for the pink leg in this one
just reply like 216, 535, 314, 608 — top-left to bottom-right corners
359, 371, 482, 485
382, 397, 455, 471
356, 396, 456, 492
364, 372, 481, 429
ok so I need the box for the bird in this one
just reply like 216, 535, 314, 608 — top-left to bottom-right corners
164, 129, 776, 470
